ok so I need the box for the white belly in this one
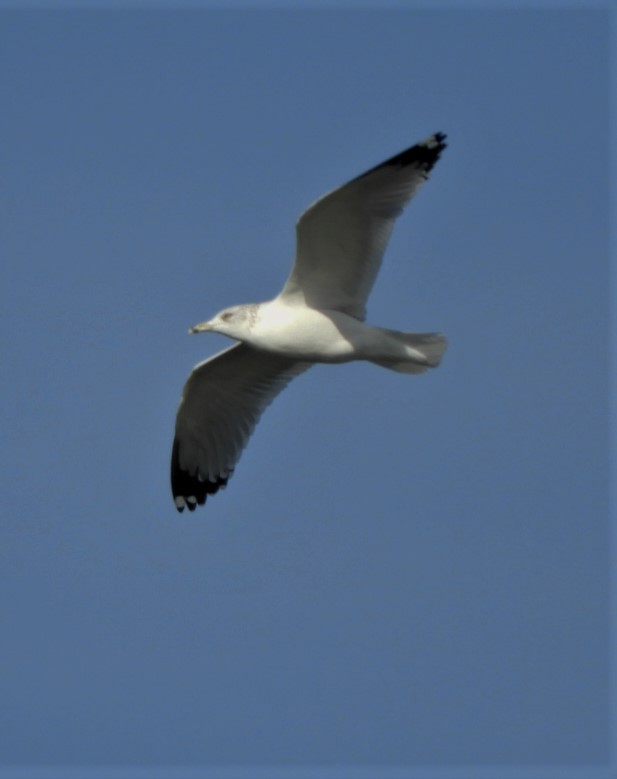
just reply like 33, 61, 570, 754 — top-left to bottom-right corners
247, 302, 369, 362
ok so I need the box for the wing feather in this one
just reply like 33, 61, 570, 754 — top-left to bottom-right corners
278, 133, 447, 319
171, 342, 310, 512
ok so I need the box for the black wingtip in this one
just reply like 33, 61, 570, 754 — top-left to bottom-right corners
170, 437, 232, 514
355, 132, 447, 183
386, 132, 447, 174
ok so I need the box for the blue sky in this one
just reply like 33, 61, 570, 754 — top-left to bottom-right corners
0, 5, 611, 777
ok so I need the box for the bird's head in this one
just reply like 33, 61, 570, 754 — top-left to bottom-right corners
189, 304, 256, 339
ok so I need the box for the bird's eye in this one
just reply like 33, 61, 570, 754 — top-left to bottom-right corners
221, 312, 233, 322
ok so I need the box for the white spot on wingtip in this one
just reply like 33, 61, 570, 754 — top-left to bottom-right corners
174, 497, 186, 509
186, 496, 197, 505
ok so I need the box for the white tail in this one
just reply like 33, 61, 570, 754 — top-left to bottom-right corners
371, 331, 448, 374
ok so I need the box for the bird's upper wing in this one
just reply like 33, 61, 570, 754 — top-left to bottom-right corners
171, 342, 310, 512
277, 133, 447, 320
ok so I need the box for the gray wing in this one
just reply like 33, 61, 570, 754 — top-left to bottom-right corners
278, 133, 447, 320
171, 342, 310, 512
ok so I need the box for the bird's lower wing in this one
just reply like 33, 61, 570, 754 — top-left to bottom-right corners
278, 133, 447, 320
172, 342, 310, 512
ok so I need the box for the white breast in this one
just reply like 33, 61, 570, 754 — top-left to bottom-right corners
247, 301, 362, 362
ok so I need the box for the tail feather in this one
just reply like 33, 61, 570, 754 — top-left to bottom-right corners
372, 331, 447, 374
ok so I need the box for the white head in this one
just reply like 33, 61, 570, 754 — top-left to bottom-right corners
189, 304, 257, 339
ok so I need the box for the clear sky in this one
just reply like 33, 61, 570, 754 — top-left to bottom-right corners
0, 5, 610, 777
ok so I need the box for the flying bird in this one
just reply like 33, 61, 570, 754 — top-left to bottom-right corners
171, 132, 448, 512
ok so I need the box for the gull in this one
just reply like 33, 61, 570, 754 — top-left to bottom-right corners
171, 132, 448, 512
